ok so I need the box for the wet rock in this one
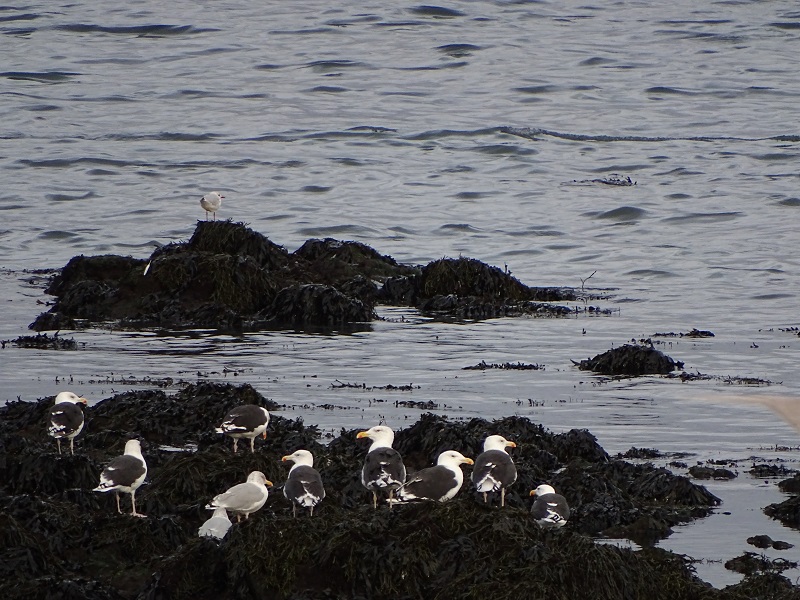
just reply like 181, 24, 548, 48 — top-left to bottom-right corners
29, 222, 582, 331
778, 474, 800, 493
764, 495, 800, 530
725, 552, 798, 575
688, 466, 737, 480
747, 534, 794, 551
265, 283, 375, 328
576, 343, 683, 376
620, 447, 663, 460
2, 332, 78, 350
723, 572, 800, 599
0, 384, 764, 599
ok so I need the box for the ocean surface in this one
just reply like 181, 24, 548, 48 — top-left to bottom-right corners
1, 0, 799, 588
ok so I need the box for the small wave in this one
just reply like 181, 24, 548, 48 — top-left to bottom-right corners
579, 57, 615, 66
0, 71, 78, 83
304, 60, 371, 72
46, 192, 94, 202
54, 24, 208, 36
625, 269, 678, 278
405, 127, 503, 141
302, 186, 332, 193
777, 198, 800, 207
595, 206, 647, 221
662, 212, 740, 224
102, 132, 220, 142
439, 223, 482, 232
37, 230, 82, 241
454, 191, 492, 200
305, 86, 350, 93
0, 13, 39, 23
769, 22, 800, 30
409, 5, 465, 17
501, 126, 777, 144
436, 44, 481, 58
645, 86, 698, 96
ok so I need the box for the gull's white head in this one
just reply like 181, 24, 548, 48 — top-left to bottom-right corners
55, 391, 88, 405
357, 425, 395, 449
531, 484, 557, 497
437, 450, 474, 468
246, 471, 273, 487
282, 449, 314, 467
483, 435, 516, 452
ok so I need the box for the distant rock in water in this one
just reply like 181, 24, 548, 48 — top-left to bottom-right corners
28, 221, 579, 331
575, 343, 683, 375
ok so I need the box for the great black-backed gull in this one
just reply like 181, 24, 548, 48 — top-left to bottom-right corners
530, 484, 570, 528
93, 439, 148, 517
198, 507, 232, 539
200, 191, 223, 221
282, 449, 325, 517
48, 391, 88, 455
394, 450, 474, 503
472, 434, 517, 507
357, 425, 407, 509
206, 471, 272, 522
215, 405, 270, 453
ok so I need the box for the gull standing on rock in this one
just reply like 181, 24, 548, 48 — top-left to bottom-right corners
357, 425, 406, 509
530, 484, 570, 528
200, 191, 223, 221
93, 439, 148, 517
215, 405, 270, 453
206, 471, 272, 523
282, 449, 325, 517
393, 450, 474, 503
472, 435, 517, 507
48, 391, 88, 455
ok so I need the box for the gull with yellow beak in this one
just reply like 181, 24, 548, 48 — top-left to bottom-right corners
472, 435, 517, 507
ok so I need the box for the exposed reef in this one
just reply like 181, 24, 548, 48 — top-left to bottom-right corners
29, 221, 577, 332
8, 381, 790, 599
575, 343, 683, 376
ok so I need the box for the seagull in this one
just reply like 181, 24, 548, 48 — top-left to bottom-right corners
530, 484, 570, 528
472, 435, 517, 507
357, 425, 406, 509
394, 450, 474, 503
48, 391, 88, 455
206, 471, 272, 522
198, 507, 232, 540
93, 439, 148, 517
200, 191, 224, 221
215, 405, 270, 453
282, 449, 326, 517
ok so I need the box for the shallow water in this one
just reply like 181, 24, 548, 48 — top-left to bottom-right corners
1, 0, 799, 588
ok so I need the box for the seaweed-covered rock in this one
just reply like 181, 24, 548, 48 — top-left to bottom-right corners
764, 495, 800, 530
0, 384, 757, 600
30, 222, 584, 331
576, 343, 683, 376
266, 284, 375, 328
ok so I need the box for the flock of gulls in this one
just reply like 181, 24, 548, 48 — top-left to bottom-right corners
49, 389, 570, 539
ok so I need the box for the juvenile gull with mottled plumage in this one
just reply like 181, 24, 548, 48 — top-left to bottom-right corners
394, 450, 474, 503
93, 439, 148, 517
282, 449, 325, 517
472, 434, 517, 507
215, 405, 270, 453
357, 425, 406, 509
48, 391, 88, 455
